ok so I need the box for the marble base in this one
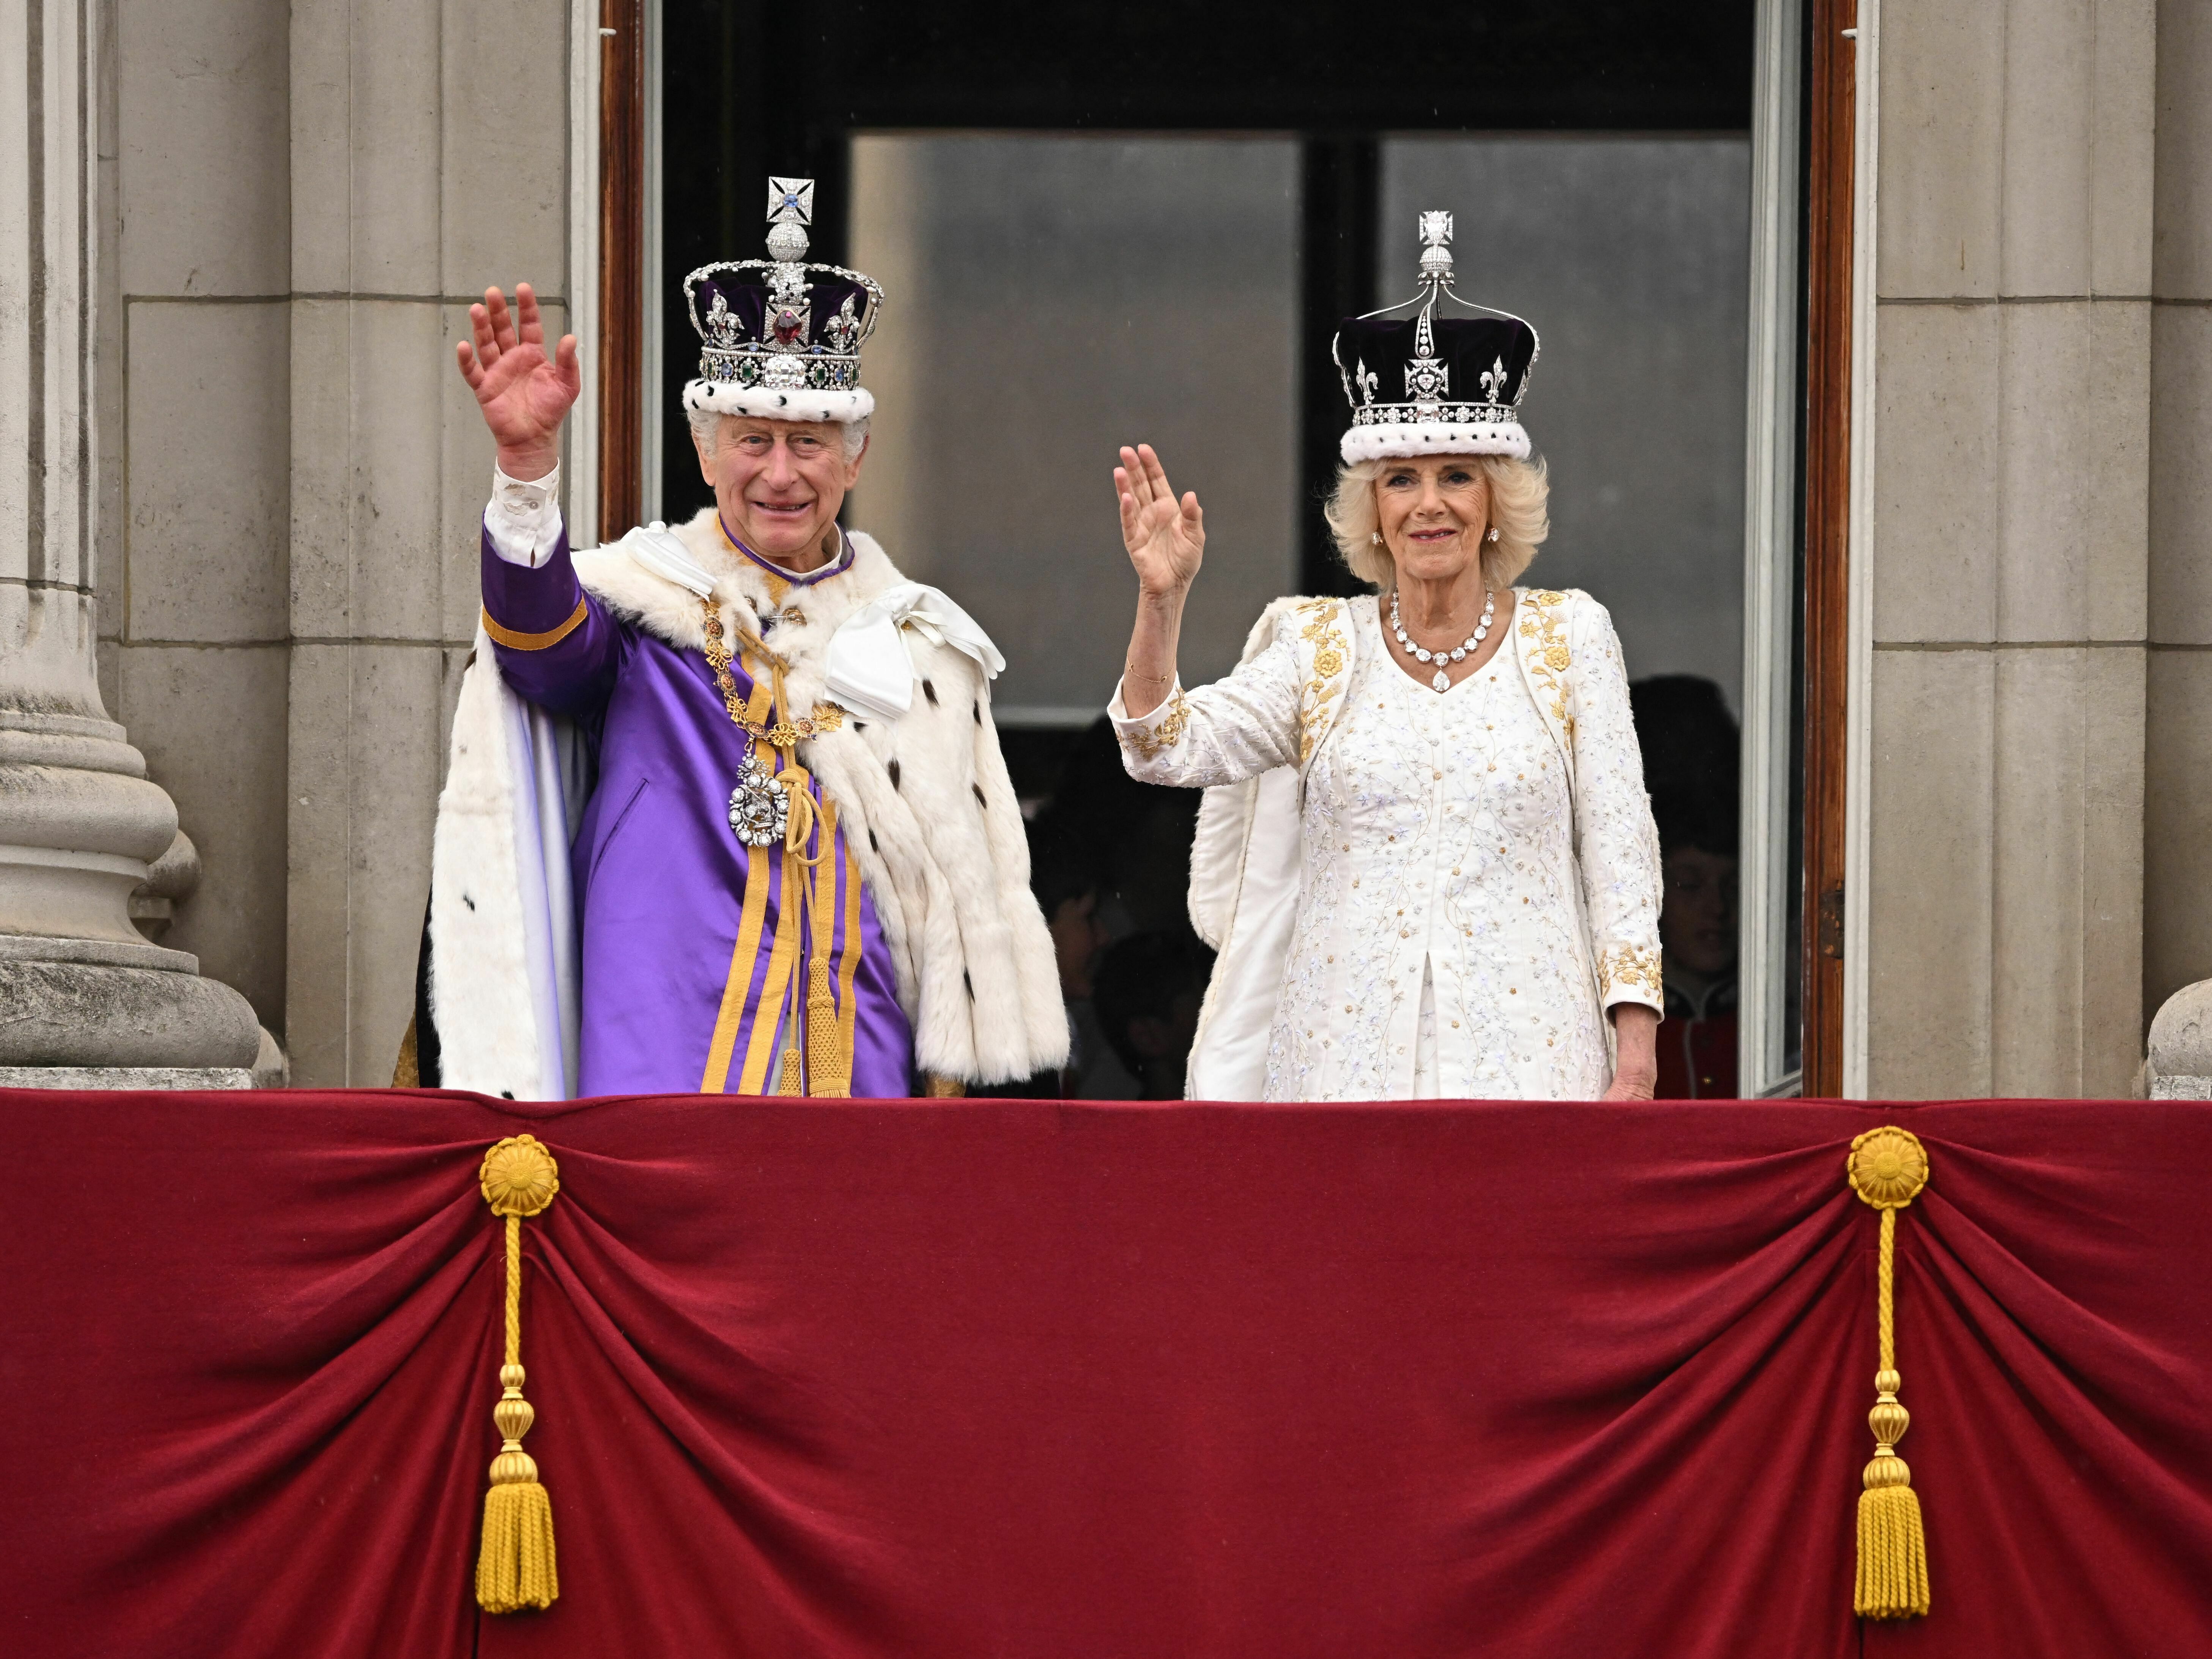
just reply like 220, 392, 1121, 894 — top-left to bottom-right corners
0, 932, 261, 1069
0, 1066, 254, 1090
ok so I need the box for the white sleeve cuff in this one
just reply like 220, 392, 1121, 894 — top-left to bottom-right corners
1107, 674, 1186, 733
485, 461, 564, 567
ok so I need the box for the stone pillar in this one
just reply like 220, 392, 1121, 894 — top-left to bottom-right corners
0, 0, 258, 1080
282, 0, 571, 1084
1863, 0, 2155, 1098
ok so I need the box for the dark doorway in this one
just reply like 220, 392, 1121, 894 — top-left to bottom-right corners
643, 0, 1792, 1096
659, 0, 1756, 592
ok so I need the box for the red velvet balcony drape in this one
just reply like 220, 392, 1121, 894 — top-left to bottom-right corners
5, 1093, 2209, 1659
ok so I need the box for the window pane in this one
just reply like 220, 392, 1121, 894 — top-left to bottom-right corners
1380, 136, 1751, 707
849, 134, 1299, 721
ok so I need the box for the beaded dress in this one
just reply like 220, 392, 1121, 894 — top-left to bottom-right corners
1112, 590, 1663, 1102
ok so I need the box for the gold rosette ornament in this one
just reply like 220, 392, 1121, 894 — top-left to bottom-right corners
474, 1135, 561, 1613
1847, 1126, 1932, 1620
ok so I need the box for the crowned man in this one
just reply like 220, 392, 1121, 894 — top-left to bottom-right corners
423, 178, 1066, 1099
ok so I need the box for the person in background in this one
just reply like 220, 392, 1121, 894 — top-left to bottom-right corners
1627, 674, 1740, 1098
1652, 793, 1738, 1098
1091, 930, 1215, 1100
1050, 715, 1202, 938
1030, 815, 1110, 1007
995, 814, 1122, 1097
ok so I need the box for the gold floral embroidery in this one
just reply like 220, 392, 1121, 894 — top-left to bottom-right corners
1598, 944, 1663, 999
1518, 589, 1575, 742
1119, 689, 1190, 761
1296, 598, 1349, 764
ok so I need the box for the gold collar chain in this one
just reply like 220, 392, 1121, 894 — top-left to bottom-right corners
700, 600, 847, 748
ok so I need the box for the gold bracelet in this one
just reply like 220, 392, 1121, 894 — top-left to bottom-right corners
1123, 664, 1175, 689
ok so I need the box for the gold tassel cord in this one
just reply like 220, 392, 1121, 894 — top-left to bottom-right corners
1847, 1126, 1933, 1621
698, 596, 861, 1096
474, 1136, 561, 1613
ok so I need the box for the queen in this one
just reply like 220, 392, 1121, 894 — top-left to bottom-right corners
1110, 212, 1664, 1102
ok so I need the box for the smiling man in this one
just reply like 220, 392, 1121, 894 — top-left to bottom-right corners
422, 178, 1066, 1099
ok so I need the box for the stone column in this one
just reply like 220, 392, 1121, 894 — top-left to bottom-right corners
0, 0, 258, 1082
1863, 0, 2154, 1098
282, 0, 570, 1084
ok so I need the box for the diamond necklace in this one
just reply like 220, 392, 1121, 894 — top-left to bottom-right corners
1390, 587, 1495, 692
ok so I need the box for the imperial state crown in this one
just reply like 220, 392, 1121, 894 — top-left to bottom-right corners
682, 176, 884, 425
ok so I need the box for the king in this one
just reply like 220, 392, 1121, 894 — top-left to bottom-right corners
422, 177, 1067, 1099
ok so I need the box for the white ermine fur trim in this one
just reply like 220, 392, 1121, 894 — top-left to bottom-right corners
436, 509, 1065, 1089
682, 378, 875, 424
1338, 421, 1530, 463
429, 634, 547, 1099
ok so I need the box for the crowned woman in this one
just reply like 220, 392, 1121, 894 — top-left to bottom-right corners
421, 178, 1066, 1099
1111, 212, 1663, 1102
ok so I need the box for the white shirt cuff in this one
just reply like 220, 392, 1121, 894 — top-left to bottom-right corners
485, 461, 564, 567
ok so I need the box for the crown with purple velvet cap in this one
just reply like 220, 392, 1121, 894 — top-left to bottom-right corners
681, 177, 884, 425
1332, 211, 1541, 463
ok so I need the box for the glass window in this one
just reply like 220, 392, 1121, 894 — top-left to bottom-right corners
847, 134, 1300, 723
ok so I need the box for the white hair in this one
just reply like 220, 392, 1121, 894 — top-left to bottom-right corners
687, 408, 869, 463
1322, 453, 1549, 591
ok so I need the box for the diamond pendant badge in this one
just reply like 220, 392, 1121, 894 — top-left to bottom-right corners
727, 746, 790, 847
1431, 667, 1451, 692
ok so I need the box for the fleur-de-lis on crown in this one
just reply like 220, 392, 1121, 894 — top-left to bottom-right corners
1355, 357, 1378, 404
1480, 356, 1508, 404
702, 289, 743, 349
824, 293, 862, 354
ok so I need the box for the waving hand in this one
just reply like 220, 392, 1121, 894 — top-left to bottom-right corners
1116, 444, 1205, 599
455, 283, 580, 480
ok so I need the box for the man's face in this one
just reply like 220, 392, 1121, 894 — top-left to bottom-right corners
696, 416, 866, 566
1659, 845, 1739, 978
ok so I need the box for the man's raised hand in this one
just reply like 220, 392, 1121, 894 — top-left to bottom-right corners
455, 284, 580, 482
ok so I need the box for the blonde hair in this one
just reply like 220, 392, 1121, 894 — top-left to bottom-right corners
1322, 453, 1549, 591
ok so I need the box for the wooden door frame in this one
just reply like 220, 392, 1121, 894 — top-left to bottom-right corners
597, 0, 648, 542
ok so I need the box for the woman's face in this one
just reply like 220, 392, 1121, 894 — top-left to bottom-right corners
1376, 457, 1491, 587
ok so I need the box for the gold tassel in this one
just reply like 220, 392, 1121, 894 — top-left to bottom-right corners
1847, 1128, 1932, 1620
475, 1136, 562, 1613
806, 953, 848, 1097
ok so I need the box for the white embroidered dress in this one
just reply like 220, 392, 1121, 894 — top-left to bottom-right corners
1112, 588, 1662, 1102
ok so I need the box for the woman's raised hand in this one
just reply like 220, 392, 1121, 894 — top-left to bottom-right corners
455, 284, 581, 481
1116, 444, 1205, 600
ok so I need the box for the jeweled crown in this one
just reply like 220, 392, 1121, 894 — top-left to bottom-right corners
1330, 211, 1541, 462
683, 178, 883, 400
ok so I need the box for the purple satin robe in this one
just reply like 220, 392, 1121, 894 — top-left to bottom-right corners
481, 527, 915, 1097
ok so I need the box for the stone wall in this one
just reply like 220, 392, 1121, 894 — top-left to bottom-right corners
93, 0, 573, 1083
1863, 0, 2159, 1097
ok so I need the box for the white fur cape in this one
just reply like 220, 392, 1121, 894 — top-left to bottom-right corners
428, 509, 1068, 1098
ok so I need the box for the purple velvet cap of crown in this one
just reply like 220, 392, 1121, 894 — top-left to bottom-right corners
688, 268, 875, 353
